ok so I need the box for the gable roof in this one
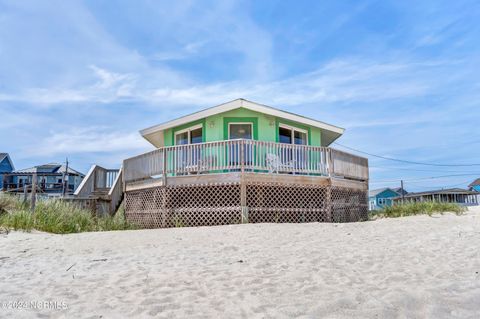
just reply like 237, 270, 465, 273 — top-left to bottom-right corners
0, 153, 15, 170
369, 187, 401, 197
141, 98, 345, 147
392, 187, 408, 195
13, 163, 84, 176
469, 178, 480, 187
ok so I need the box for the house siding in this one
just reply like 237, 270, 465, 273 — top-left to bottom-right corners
163, 107, 322, 147
0, 157, 13, 188
369, 189, 400, 210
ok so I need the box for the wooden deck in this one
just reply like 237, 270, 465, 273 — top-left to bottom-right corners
123, 139, 369, 187
122, 140, 369, 228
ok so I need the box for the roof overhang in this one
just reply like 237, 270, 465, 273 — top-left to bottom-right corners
141, 99, 345, 147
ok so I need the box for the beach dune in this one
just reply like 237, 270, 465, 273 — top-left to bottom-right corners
1, 207, 480, 318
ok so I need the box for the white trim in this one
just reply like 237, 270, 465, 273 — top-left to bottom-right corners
278, 123, 308, 134
227, 122, 253, 140
141, 98, 344, 137
174, 123, 203, 136
278, 123, 308, 145
74, 164, 97, 196
174, 123, 203, 145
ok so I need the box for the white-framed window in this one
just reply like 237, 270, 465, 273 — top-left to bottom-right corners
378, 198, 388, 205
228, 122, 253, 140
174, 124, 203, 145
278, 124, 308, 145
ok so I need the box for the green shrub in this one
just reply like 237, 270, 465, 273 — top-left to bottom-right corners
373, 201, 466, 219
0, 197, 137, 234
0, 194, 28, 213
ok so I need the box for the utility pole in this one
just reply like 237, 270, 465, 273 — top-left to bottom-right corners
401, 180, 405, 203
62, 157, 69, 197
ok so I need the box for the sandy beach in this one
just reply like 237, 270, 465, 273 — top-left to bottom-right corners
1, 206, 479, 318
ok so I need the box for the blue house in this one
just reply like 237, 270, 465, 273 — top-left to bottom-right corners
369, 187, 404, 210
469, 178, 480, 192
3, 163, 85, 195
0, 153, 15, 189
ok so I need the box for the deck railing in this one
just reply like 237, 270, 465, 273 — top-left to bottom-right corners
74, 165, 120, 197
123, 139, 369, 183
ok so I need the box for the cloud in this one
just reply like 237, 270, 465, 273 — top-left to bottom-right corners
24, 127, 151, 157
0, 57, 449, 107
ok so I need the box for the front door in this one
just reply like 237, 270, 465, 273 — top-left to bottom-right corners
228, 123, 253, 167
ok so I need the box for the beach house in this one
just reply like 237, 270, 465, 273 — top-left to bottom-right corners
123, 99, 369, 228
368, 188, 402, 210
392, 188, 479, 206
0, 153, 14, 189
2, 163, 85, 195
469, 178, 480, 192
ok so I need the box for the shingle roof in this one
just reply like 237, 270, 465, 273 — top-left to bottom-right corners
392, 187, 408, 195
13, 163, 84, 176
469, 178, 480, 187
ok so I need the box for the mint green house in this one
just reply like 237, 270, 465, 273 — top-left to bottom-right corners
123, 99, 369, 228
141, 98, 344, 149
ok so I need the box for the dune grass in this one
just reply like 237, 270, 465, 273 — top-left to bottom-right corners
371, 201, 466, 219
0, 194, 136, 234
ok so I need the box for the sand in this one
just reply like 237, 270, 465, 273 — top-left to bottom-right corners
1, 206, 480, 319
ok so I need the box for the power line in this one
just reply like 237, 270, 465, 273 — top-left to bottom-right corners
406, 179, 474, 189
334, 142, 480, 167
369, 173, 480, 184
369, 165, 477, 173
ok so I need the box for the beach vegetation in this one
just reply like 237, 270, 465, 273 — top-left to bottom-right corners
371, 201, 466, 219
0, 194, 136, 234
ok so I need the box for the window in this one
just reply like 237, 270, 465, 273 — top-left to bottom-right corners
174, 124, 203, 145
228, 123, 253, 140
378, 198, 388, 205
278, 124, 308, 145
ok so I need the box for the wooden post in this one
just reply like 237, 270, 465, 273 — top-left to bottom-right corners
30, 173, 37, 212
162, 150, 167, 186
326, 185, 333, 222
240, 174, 248, 223
23, 183, 28, 203
327, 149, 334, 177
240, 140, 245, 173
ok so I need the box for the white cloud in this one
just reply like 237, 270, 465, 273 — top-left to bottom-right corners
25, 127, 151, 157
0, 58, 446, 108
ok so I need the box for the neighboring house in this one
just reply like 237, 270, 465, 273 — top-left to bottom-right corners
392, 188, 479, 206
122, 98, 370, 228
468, 178, 480, 192
3, 163, 85, 195
392, 187, 408, 196
369, 188, 401, 210
0, 153, 15, 189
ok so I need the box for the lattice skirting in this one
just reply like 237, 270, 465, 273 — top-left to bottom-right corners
125, 182, 368, 228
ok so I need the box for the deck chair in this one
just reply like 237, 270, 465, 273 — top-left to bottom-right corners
266, 153, 295, 173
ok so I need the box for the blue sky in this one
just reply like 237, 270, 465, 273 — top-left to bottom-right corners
1, 0, 480, 191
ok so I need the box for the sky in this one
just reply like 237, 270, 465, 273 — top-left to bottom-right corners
1, 0, 480, 192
